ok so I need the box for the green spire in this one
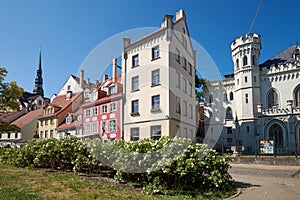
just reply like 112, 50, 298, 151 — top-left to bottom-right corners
33, 50, 44, 97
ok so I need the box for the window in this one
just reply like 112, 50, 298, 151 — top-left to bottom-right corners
102, 105, 107, 114
131, 100, 139, 114
189, 104, 193, 119
90, 91, 97, 101
152, 46, 160, 60
45, 119, 48, 125
176, 72, 180, 88
151, 125, 161, 141
237, 79, 239, 85
40, 131, 43, 138
189, 63, 193, 75
101, 121, 106, 133
252, 55, 257, 66
50, 118, 54, 125
50, 130, 54, 138
92, 107, 98, 116
109, 86, 116, 95
41, 120, 44, 126
254, 76, 257, 83
85, 109, 90, 117
130, 128, 140, 141
267, 89, 278, 108
38, 100, 42, 106
176, 48, 180, 63
92, 123, 98, 133
236, 59, 239, 68
245, 76, 248, 83
183, 128, 187, 138
245, 93, 249, 104
110, 120, 116, 132
227, 127, 232, 134
189, 82, 193, 97
66, 115, 72, 124
45, 130, 48, 138
224, 93, 228, 101
151, 95, 160, 110
243, 56, 248, 66
183, 57, 187, 69
152, 69, 160, 86
229, 92, 234, 101
67, 85, 71, 91
183, 78, 187, 93
247, 126, 250, 133
295, 86, 300, 108
132, 76, 139, 91
85, 124, 90, 134
7, 133, 10, 139
226, 107, 233, 120
183, 100, 187, 116
110, 103, 116, 112
176, 97, 181, 113
132, 54, 139, 67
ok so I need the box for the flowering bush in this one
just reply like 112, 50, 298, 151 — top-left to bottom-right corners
0, 136, 233, 194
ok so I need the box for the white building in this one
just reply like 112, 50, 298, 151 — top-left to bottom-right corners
122, 9, 198, 141
204, 33, 300, 155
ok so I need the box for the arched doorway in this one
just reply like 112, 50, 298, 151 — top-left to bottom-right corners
268, 123, 284, 154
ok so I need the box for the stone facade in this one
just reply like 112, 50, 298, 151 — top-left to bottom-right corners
204, 33, 300, 155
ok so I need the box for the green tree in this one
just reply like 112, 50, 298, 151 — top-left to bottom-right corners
0, 67, 24, 133
195, 73, 209, 101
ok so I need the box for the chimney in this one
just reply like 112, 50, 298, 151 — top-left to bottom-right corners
87, 78, 90, 86
113, 58, 117, 82
95, 80, 99, 87
103, 74, 108, 82
164, 15, 174, 29
80, 70, 84, 89
123, 38, 131, 48
175, 9, 185, 21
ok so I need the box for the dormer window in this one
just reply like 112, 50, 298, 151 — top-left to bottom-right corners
109, 86, 116, 95
66, 114, 72, 124
90, 91, 97, 101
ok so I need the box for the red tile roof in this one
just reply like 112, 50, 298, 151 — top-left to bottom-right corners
39, 92, 82, 119
56, 108, 82, 131
12, 109, 43, 128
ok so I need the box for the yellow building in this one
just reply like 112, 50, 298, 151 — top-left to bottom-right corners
38, 91, 82, 139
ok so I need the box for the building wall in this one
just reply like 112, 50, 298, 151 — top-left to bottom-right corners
57, 76, 83, 96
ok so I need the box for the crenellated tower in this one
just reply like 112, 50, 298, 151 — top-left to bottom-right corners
231, 33, 261, 120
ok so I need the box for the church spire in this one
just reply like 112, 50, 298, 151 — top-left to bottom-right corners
33, 50, 44, 97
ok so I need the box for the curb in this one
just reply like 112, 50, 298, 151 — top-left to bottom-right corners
224, 188, 241, 200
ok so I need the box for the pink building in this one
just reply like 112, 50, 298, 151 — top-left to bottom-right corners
81, 59, 123, 140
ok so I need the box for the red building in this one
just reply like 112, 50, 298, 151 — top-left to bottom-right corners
81, 59, 123, 140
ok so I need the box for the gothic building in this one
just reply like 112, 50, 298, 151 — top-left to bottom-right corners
33, 51, 44, 97
204, 33, 300, 155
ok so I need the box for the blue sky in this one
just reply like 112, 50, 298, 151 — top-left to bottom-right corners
1, 0, 300, 97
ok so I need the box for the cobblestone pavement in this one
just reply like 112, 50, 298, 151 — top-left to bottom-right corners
229, 163, 300, 200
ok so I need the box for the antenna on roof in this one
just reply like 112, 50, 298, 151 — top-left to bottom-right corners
248, 0, 263, 33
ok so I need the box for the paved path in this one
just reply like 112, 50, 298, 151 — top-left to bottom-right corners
229, 163, 300, 200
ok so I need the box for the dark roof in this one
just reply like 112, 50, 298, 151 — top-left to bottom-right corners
260, 45, 297, 68
224, 73, 234, 79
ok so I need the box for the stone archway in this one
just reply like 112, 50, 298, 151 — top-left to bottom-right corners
268, 123, 284, 153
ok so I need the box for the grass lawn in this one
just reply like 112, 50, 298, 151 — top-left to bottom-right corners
0, 163, 233, 200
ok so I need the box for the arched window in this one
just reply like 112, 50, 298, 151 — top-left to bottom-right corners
243, 56, 248, 66
252, 55, 257, 66
229, 92, 234, 101
294, 86, 300, 108
225, 107, 233, 120
267, 89, 278, 108
236, 59, 239, 68
269, 123, 284, 148
224, 93, 228, 102
209, 94, 213, 103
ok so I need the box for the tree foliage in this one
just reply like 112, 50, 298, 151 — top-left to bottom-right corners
0, 67, 24, 113
195, 73, 209, 101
